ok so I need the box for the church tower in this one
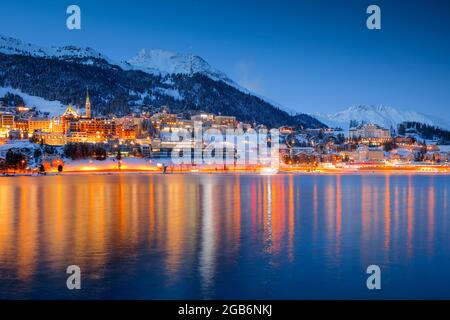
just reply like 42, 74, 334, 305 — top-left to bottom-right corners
85, 89, 91, 118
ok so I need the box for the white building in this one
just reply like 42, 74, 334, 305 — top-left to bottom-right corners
349, 123, 390, 142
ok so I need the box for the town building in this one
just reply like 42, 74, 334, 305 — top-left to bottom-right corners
34, 132, 67, 146
68, 118, 116, 143
354, 146, 385, 162
151, 112, 180, 130
85, 90, 91, 119
0, 112, 15, 138
214, 115, 237, 127
0, 112, 15, 129
28, 117, 51, 133
349, 123, 391, 143
191, 113, 215, 125
61, 105, 80, 133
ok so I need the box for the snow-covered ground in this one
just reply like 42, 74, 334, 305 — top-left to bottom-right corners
0, 139, 36, 151
438, 145, 450, 153
154, 87, 182, 100
0, 87, 65, 116
0, 140, 39, 167
63, 157, 173, 172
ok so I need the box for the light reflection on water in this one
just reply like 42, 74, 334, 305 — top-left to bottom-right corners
0, 174, 449, 299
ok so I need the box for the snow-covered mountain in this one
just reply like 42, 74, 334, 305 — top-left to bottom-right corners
0, 35, 231, 81
0, 35, 295, 113
128, 50, 303, 115
313, 105, 450, 131
0, 34, 325, 128
126, 49, 301, 114
127, 49, 233, 83
0, 34, 127, 69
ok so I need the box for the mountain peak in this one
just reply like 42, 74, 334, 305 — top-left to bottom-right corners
127, 48, 230, 82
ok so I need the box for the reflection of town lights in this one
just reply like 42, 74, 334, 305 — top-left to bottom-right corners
260, 167, 278, 175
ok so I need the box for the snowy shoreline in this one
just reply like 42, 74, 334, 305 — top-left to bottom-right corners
2, 168, 449, 178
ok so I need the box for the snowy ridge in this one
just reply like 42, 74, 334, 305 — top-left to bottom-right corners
0, 35, 49, 57
127, 49, 233, 83
313, 105, 450, 131
0, 35, 127, 68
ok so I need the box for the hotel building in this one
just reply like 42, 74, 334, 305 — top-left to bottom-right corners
349, 123, 391, 143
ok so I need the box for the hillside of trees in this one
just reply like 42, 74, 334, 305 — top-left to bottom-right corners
398, 122, 450, 144
0, 53, 325, 129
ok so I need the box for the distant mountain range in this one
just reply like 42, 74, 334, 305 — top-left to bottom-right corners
0, 35, 324, 129
313, 105, 450, 131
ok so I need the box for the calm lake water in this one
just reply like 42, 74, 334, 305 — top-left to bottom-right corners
0, 173, 449, 299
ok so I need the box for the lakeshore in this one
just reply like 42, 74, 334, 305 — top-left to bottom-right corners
2, 162, 450, 176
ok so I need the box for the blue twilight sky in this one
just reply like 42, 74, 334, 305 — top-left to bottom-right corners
0, 0, 449, 118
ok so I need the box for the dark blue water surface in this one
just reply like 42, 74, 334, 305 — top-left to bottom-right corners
0, 173, 449, 299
